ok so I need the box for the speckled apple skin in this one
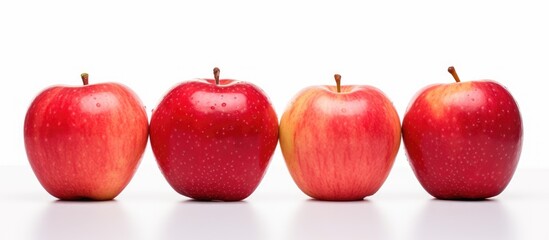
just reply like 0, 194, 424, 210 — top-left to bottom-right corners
24, 83, 149, 200
280, 85, 401, 201
150, 79, 278, 201
402, 80, 523, 199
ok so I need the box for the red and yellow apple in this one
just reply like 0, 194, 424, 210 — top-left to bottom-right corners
24, 73, 148, 200
280, 74, 401, 201
150, 68, 278, 201
402, 66, 523, 199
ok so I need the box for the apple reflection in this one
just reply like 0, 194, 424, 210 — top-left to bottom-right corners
33, 201, 134, 240
163, 201, 263, 240
413, 199, 515, 240
289, 200, 391, 240
190, 91, 248, 113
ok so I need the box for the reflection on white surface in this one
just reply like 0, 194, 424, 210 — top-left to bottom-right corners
163, 200, 263, 240
289, 200, 391, 240
1, 166, 544, 240
33, 201, 134, 240
413, 199, 515, 240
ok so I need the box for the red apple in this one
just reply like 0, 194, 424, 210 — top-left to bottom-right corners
402, 66, 523, 199
149, 68, 278, 201
279, 74, 401, 201
24, 73, 148, 200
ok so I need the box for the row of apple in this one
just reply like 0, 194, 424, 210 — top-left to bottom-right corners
23, 67, 523, 201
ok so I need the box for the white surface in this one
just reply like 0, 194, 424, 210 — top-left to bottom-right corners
2, 165, 548, 240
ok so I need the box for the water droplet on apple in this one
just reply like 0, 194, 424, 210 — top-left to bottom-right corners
341, 108, 347, 113
96, 103, 101, 107
211, 106, 215, 110
221, 103, 227, 107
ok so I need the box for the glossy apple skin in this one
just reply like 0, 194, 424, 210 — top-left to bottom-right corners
280, 85, 401, 201
150, 79, 278, 201
24, 83, 148, 200
402, 80, 523, 199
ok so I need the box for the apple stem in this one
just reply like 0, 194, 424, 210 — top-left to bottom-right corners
334, 74, 342, 93
447, 66, 461, 83
213, 67, 220, 85
81, 73, 89, 86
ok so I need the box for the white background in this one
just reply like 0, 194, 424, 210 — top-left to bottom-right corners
1, 0, 548, 239
1, 0, 547, 169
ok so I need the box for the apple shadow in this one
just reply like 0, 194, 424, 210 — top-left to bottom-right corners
32, 200, 135, 240
412, 199, 515, 240
288, 199, 392, 240
162, 200, 264, 240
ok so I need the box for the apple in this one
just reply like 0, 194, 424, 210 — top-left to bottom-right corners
279, 74, 401, 201
402, 66, 523, 199
24, 73, 148, 200
149, 67, 278, 201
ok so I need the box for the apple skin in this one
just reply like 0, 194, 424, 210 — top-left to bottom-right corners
280, 84, 401, 201
402, 80, 523, 199
149, 78, 278, 201
24, 79, 148, 201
